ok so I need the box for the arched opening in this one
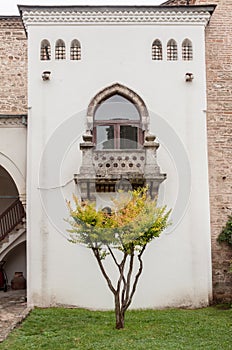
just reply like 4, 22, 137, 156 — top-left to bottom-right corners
55, 39, 66, 60
182, 39, 193, 60
76, 83, 166, 200
0, 165, 18, 215
0, 165, 25, 248
167, 39, 178, 61
87, 83, 149, 131
70, 39, 81, 60
94, 94, 142, 150
40, 39, 51, 60
152, 39, 162, 60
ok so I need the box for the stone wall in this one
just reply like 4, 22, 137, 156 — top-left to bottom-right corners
0, 17, 27, 115
196, 0, 232, 302
163, 0, 232, 303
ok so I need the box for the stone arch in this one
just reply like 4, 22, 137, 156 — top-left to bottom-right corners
86, 83, 149, 131
0, 152, 25, 198
0, 230, 26, 262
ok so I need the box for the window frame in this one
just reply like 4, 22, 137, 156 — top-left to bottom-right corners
167, 39, 178, 61
152, 39, 163, 60
94, 119, 143, 150
55, 39, 66, 60
182, 39, 193, 61
70, 39, 81, 60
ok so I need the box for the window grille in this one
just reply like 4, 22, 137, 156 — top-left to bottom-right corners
152, 40, 162, 60
70, 39, 81, 60
40, 40, 51, 60
55, 39, 66, 60
167, 39, 178, 60
182, 39, 193, 60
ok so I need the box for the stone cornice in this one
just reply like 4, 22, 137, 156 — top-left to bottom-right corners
0, 115, 27, 128
19, 6, 214, 29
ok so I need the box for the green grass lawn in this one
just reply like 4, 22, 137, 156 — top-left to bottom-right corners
0, 307, 231, 350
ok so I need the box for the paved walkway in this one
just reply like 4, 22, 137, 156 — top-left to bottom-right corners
0, 289, 30, 342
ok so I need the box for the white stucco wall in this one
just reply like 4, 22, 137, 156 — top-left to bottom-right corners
25, 9, 212, 309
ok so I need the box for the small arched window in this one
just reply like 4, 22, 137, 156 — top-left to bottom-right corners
167, 39, 178, 61
182, 39, 193, 60
55, 39, 66, 60
152, 39, 162, 60
70, 39, 81, 60
94, 94, 142, 150
40, 39, 51, 61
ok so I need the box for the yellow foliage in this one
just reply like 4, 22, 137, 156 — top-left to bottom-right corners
67, 187, 171, 254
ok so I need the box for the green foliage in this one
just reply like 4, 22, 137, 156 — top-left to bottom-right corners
217, 215, 232, 246
67, 188, 171, 329
1, 307, 232, 350
67, 187, 171, 257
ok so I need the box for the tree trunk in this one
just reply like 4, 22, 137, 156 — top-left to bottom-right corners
115, 294, 125, 329
115, 312, 124, 329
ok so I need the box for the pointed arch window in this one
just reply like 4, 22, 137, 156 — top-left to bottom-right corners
55, 39, 66, 60
94, 94, 143, 150
40, 39, 51, 61
167, 39, 178, 61
182, 39, 193, 60
152, 39, 162, 60
70, 39, 81, 60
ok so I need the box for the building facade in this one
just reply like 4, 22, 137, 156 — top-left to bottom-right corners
0, 2, 231, 308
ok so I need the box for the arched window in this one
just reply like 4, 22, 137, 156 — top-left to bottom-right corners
152, 39, 162, 60
55, 39, 66, 60
94, 94, 142, 150
182, 39, 193, 60
167, 39, 178, 61
70, 39, 81, 60
40, 39, 51, 60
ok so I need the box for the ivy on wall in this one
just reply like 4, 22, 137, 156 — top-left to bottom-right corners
218, 215, 232, 246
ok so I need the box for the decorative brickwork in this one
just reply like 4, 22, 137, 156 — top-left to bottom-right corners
0, 17, 27, 115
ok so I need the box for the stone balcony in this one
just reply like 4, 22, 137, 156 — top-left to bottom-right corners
75, 132, 166, 200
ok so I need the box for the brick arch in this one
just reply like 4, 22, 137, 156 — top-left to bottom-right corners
86, 83, 149, 131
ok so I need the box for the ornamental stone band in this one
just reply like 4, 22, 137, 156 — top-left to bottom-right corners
19, 6, 214, 29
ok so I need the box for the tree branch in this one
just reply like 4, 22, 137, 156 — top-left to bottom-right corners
92, 247, 116, 295
107, 246, 120, 268
124, 245, 146, 311
123, 247, 134, 308
120, 254, 128, 307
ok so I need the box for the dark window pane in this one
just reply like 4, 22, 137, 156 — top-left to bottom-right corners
96, 125, 115, 150
120, 126, 138, 149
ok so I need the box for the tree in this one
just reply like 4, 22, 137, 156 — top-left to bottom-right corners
67, 187, 171, 329
217, 215, 232, 273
